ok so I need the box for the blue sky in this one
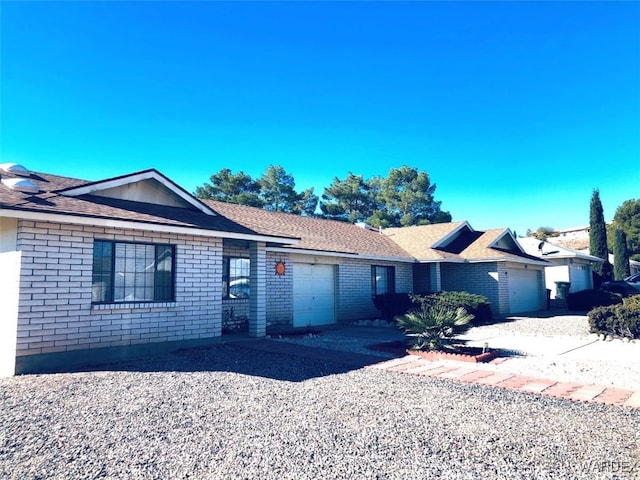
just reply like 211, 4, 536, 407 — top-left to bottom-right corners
2, 1, 639, 236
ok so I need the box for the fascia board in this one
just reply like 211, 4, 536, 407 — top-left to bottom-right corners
536, 245, 604, 262
541, 252, 602, 262
466, 257, 550, 266
58, 170, 216, 216
266, 246, 416, 263
415, 258, 465, 264
0, 208, 300, 245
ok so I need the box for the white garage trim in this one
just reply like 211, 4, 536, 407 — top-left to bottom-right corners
293, 263, 336, 327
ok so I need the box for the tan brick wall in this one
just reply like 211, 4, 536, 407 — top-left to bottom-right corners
16, 220, 222, 357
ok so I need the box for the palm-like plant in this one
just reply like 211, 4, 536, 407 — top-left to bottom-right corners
397, 304, 474, 351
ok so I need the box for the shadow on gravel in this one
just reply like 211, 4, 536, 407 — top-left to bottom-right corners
67, 343, 383, 382
473, 309, 585, 327
495, 348, 526, 358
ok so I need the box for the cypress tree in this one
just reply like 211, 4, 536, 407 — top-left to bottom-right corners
613, 228, 631, 280
589, 189, 611, 281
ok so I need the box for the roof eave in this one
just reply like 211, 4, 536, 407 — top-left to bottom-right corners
0, 208, 300, 245
465, 257, 550, 266
267, 246, 416, 263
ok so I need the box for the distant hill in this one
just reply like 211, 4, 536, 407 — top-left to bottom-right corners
526, 226, 590, 251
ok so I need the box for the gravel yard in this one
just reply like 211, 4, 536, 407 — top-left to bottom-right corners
1, 343, 639, 479
276, 314, 640, 391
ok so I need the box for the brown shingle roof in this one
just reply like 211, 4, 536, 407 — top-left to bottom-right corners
205, 200, 414, 259
459, 229, 514, 260
0, 168, 541, 264
0, 169, 411, 258
382, 223, 467, 260
383, 223, 545, 264
0, 170, 294, 239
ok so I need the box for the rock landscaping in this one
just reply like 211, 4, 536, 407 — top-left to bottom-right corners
1, 337, 639, 479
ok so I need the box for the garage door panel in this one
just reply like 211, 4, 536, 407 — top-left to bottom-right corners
570, 264, 591, 292
293, 264, 335, 327
508, 268, 540, 314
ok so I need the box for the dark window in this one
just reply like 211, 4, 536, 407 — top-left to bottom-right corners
92, 240, 175, 303
223, 257, 250, 299
372, 265, 395, 296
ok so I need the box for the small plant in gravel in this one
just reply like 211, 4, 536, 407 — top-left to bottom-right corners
397, 304, 474, 351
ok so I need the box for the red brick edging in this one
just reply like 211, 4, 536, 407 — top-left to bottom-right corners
367, 356, 640, 409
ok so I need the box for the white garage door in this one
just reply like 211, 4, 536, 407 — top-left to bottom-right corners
508, 268, 540, 314
569, 264, 591, 293
293, 263, 336, 327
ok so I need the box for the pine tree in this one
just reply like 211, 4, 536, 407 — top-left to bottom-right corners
613, 228, 631, 280
589, 189, 611, 281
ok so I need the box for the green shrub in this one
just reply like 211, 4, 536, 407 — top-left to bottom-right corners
397, 304, 474, 351
566, 289, 622, 311
588, 303, 640, 339
588, 306, 615, 335
411, 291, 492, 325
623, 294, 640, 308
373, 293, 413, 321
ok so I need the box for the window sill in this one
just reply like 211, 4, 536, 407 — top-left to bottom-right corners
91, 302, 177, 311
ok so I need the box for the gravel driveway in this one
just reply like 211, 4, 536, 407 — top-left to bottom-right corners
1, 343, 639, 479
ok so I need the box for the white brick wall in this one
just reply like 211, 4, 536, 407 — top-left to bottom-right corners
15, 220, 222, 357
14, 217, 416, 356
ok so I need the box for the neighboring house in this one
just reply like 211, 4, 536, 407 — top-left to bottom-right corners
0, 165, 413, 375
606, 254, 640, 277
383, 222, 549, 317
518, 237, 603, 298
550, 226, 590, 251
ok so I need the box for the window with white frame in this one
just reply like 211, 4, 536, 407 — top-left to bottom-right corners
371, 265, 395, 296
223, 257, 250, 299
92, 240, 175, 303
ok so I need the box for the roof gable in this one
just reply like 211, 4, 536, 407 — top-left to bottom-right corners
58, 169, 215, 216
382, 223, 547, 265
0, 170, 300, 243
459, 229, 547, 264
382, 222, 467, 260
431, 221, 474, 249
486, 229, 524, 253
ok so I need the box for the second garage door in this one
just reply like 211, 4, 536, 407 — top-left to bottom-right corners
508, 268, 541, 314
569, 264, 591, 293
293, 263, 336, 327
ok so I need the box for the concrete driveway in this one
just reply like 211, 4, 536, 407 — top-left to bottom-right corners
461, 312, 637, 361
